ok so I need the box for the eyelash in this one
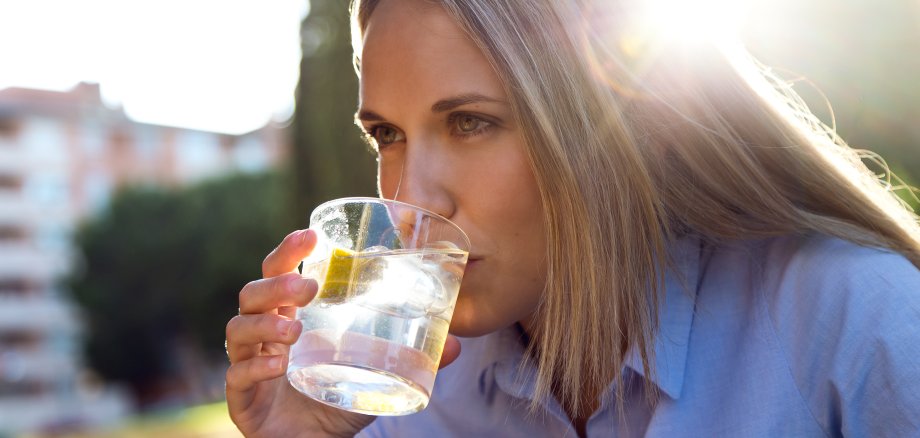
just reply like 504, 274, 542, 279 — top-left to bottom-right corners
447, 113, 495, 139
362, 112, 496, 151
361, 129, 385, 151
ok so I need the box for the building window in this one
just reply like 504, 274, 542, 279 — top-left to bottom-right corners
0, 174, 21, 191
83, 173, 112, 213
81, 120, 106, 159
22, 118, 64, 158
0, 225, 26, 242
0, 331, 41, 350
133, 125, 159, 163
23, 173, 68, 205
233, 136, 269, 173
34, 224, 68, 252
177, 131, 223, 182
0, 279, 31, 296
0, 117, 18, 139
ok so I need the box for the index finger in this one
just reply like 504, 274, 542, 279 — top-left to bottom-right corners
262, 229, 317, 278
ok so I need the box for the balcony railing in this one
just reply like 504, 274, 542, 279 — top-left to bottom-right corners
0, 296, 79, 333
0, 243, 71, 281
1, 347, 79, 383
0, 193, 73, 226
0, 388, 130, 434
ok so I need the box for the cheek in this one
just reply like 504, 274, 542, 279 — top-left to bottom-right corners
451, 209, 545, 336
450, 260, 545, 337
377, 154, 401, 198
490, 161, 543, 238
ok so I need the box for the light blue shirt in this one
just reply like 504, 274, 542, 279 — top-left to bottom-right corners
359, 233, 920, 437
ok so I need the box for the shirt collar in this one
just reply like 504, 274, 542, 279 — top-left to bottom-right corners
486, 323, 534, 400
622, 234, 701, 399
478, 235, 702, 401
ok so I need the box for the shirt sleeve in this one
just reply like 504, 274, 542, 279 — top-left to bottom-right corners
763, 235, 920, 437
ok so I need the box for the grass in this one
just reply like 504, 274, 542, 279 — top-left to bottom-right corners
23, 402, 242, 438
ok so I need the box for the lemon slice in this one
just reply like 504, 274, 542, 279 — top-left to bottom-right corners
354, 391, 403, 413
317, 247, 358, 303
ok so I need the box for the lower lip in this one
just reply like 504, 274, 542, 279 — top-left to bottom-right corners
465, 259, 481, 272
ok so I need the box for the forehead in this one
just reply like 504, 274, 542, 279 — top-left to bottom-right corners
358, 0, 504, 108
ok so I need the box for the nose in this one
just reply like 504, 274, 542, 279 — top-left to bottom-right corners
385, 141, 456, 221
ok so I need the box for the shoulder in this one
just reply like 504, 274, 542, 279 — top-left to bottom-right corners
751, 233, 920, 351
702, 233, 920, 325
760, 233, 919, 288
747, 234, 920, 434
754, 233, 920, 320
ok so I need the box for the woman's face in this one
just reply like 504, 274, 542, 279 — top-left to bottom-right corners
358, 0, 547, 337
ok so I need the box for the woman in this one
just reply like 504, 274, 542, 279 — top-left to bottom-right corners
224, 0, 920, 436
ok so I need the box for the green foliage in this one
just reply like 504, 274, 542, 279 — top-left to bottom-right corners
889, 166, 920, 213
290, 0, 378, 223
69, 172, 293, 394
743, 0, 920, 197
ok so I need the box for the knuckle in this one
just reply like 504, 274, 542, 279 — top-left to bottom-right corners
225, 315, 244, 342
283, 229, 303, 245
239, 280, 259, 304
275, 272, 297, 289
225, 365, 243, 391
261, 252, 276, 276
258, 313, 281, 331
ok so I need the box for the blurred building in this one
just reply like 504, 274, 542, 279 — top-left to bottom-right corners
0, 82, 287, 434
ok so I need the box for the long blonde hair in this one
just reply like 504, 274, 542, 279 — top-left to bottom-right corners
350, 0, 920, 418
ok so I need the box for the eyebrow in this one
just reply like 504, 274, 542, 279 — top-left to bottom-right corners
430, 93, 506, 112
355, 109, 385, 123
355, 93, 507, 123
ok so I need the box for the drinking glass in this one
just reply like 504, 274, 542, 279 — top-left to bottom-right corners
287, 197, 470, 416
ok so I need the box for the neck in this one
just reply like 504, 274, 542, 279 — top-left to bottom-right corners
517, 312, 629, 435
517, 313, 537, 341
552, 375, 601, 438
517, 317, 606, 435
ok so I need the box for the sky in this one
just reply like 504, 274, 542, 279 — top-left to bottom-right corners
0, 0, 308, 135
0, 0, 914, 141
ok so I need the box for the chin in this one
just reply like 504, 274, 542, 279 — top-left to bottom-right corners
447, 297, 515, 338
447, 321, 495, 338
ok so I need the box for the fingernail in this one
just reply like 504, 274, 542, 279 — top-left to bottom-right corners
287, 277, 314, 298
298, 229, 311, 245
277, 319, 293, 336
301, 278, 317, 297
267, 356, 282, 370
287, 275, 300, 294
288, 320, 302, 337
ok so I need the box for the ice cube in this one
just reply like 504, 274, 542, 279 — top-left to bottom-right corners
356, 254, 388, 286
357, 253, 446, 319
418, 260, 452, 315
425, 241, 460, 251
361, 245, 390, 254
404, 261, 449, 317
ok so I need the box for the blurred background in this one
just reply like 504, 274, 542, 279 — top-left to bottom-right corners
0, 0, 916, 436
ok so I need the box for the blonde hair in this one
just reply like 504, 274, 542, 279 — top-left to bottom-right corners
350, 0, 920, 419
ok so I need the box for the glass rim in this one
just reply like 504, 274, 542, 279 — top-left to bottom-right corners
309, 197, 471, 250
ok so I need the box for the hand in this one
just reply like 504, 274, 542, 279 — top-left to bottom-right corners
225, 229, 462, 437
